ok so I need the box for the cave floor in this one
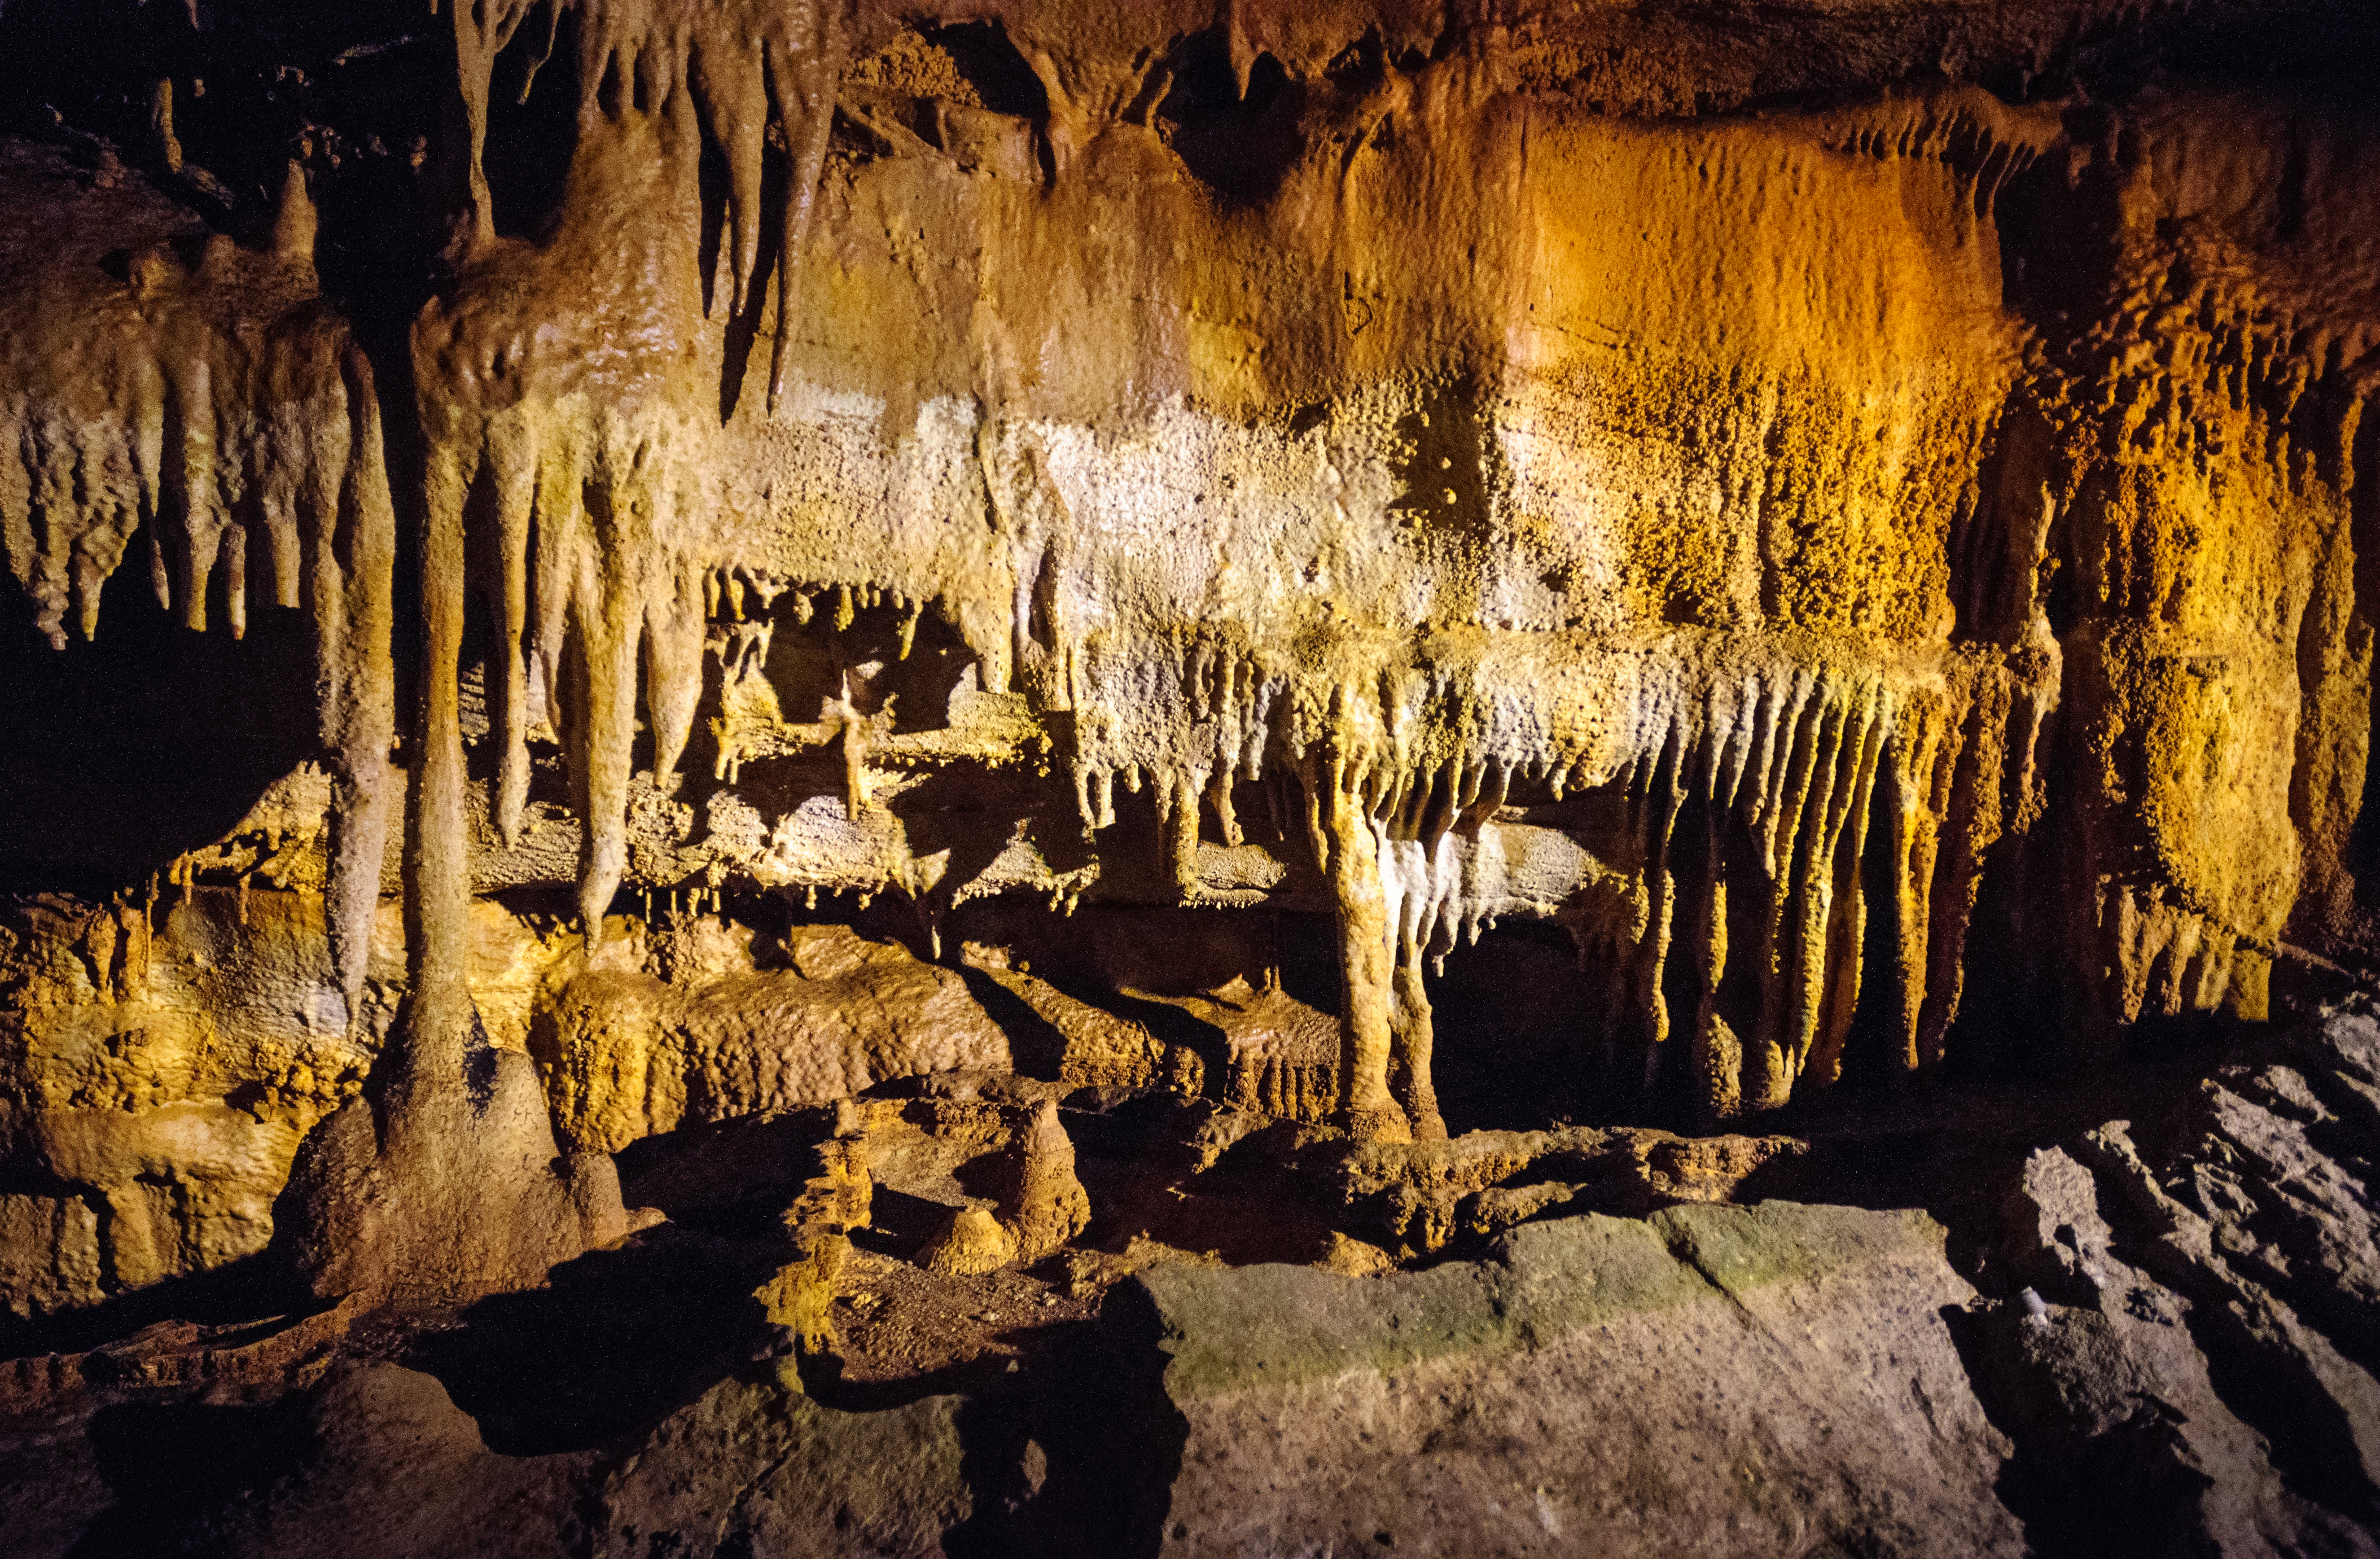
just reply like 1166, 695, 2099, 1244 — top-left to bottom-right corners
0, 1037, 2246, 1558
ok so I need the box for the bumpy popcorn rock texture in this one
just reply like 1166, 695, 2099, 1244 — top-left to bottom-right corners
1, 0, 2378, 1553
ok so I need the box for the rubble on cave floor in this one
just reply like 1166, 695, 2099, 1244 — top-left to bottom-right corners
3, 0, 2379, 1549
2, 997, 2377, 1554
0, 1014, 2274, 1394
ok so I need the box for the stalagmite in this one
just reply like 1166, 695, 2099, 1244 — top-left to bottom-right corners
832, 674, 869, 818
4, 1, 2373, 1338
995, 1098, 1092, 1262
280, 334, 623, 1300
266, 0, 862, 1295
1388, 928, 1445, 1140
1304, 695, 1411, 1144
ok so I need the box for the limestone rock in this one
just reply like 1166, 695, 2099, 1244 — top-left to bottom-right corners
0, 1195, 100, 1321
538, 926, 1016, 1155
175, 1363, 971, 1559
919, 1203, 1018, 1277
1136, 1202, 2024, 1557
8, 2, 2380, 1185
1317, 1232, 1398, 1277
0, 889, 381, 1309
993, 1099, 1093, 1263
1323, 1123, 1804, 1253
1978, 1002, 2380, 1553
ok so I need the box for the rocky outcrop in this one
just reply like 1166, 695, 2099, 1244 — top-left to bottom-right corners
538, 921, 1020, 1154
0, 884, 618, 1311
0, 1199, 2022, 1558
1316, 1122, 1807, 1254
0, 888, 375, 1317
2, 7, 2380, 1546
0, 883, 1338, 1306
1976, 1001, 2380, 1553
2, 997, 2377, 1554
1136, 1203, 2022, 1557
4, 6, 2377, 1207
177, 1363, 972, 1559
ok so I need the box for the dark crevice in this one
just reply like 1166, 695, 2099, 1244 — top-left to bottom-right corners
920, 23, 1046, 121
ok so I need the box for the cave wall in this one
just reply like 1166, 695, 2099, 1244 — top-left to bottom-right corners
2, 0, 2378, 1309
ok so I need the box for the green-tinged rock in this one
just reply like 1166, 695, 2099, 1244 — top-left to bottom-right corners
1132, 1202, 2022, 1558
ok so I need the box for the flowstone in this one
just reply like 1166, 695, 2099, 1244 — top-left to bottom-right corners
2, 1, 2379, 1551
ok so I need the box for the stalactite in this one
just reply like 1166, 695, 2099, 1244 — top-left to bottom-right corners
1335, 638, 2059, 1119
426, 0, 853, 943
1155, 767, 1207, 899
1, 160, 394, 1023
0, 0, 878, 1299
1380, 831, 1452, 1140
5, 5, 2376, 1357
1051, 600, 2062, 1126
760, 2, 844, 413
1803, 700, 1887, 1088
314, 347, 399, 1022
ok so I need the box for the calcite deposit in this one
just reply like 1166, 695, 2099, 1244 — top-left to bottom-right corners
2, 0, 2378, 1551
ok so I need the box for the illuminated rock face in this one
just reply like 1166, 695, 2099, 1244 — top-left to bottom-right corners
0, 1, 2377, 1302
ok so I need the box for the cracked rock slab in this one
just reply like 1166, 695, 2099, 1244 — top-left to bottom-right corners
1134, 1201, 2020, 1558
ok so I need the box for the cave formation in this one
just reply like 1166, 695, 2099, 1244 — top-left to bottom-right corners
3, 1, 2379, 1553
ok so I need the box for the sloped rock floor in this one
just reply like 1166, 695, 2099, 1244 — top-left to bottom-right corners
2, 1005, 2375, 1557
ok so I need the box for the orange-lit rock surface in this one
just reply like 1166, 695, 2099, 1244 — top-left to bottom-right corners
2, 1, 2378, 1552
